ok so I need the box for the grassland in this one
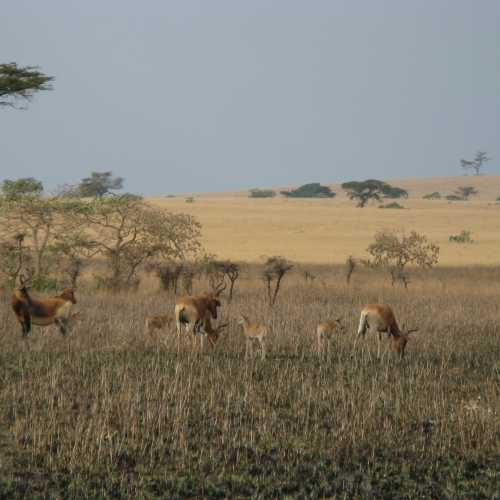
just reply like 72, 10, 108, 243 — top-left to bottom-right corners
152, 174, 500, 265
0, 266, 499, 497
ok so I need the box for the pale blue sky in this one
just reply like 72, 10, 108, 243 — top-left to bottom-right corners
2, 0, 499, 194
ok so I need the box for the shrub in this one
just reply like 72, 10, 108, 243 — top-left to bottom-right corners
249, 189, 276, 198
379, 202, 404, 209
185, 197, 195, 203
446, 195, 462, 201
449, 230, 474, 244
423, 192, 441, 200
281, 183, 336, 198
382, 186, 408, 199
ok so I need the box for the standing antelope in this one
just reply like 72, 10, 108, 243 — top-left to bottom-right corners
356, 304, 418, 359
174, 284, 225, 348
237, 314, 268, 360
12, 275, 78, 337
316, 318, 345, 355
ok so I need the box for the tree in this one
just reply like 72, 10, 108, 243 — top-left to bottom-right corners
342, 180, 408, 207
78, 171, 124, 198
281, 183, 336, 198
72, 194, 201, 288
341, 179, 389, 207
202, 257, 240, 302
1, 177, 43, 198
454, 186, 478, 200
0, 63, 54, 108
249, 189, 276, 198
460, 151, 490, 176
262, 256, 293, 306
367, 230, 439, 288
0, 194, 81, 280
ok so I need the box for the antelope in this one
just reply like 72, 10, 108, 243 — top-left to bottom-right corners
237, 314, 268, 360
174, 283, 225, 348
144, 314, 174, 335
201, 314, 229, 349
316, 318, 345, 355
12, 274, 77, 337
356, 304, 418, 359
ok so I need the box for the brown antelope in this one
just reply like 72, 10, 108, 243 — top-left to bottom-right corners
237, 314, 268, 360
174, 283, 225, 347
201, 314, 229, 349
316, 318, 345, 355
12, 274, 77, 337
356, 304, 418, 359
144, 314, 174, 335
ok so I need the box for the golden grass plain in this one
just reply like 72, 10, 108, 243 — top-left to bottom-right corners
150, 175, 500, 266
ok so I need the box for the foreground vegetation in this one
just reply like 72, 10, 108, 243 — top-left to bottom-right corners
0, 266, 499, 497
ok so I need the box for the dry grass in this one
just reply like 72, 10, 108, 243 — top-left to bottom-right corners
0, 265, 498, 496
151, 175, 500, 265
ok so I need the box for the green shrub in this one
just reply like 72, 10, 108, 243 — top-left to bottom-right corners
281, 183, 336, 198
449, 230, 474, 244
423, 192, 441, 200
249, 189, 276, 198
185, 197, 195, 203
379, 202, 404, 209
446, 195, 462, 201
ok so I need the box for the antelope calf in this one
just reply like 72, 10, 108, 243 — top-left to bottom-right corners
144, 314, 173, 335
237, 314, 268, 360
12, 275, 77, 337
174, 284, 225, 348
356, 304, 418, 359
316, 318, 344, 355
201, 314, 229, 349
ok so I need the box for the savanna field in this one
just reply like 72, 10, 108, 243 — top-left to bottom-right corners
1, 177, 500, 497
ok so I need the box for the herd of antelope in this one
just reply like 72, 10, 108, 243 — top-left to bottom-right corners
10, 274, 418, 360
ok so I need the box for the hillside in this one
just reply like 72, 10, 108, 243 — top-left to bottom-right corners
150, 175, 500, 265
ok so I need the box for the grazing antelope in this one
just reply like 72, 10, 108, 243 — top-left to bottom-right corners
12, 275, 77, 337
174, 284, 225, 347
356, 304, 418, 359
237, 314, 268, 360
316, 318, 345, 355
144, 314, 174, 335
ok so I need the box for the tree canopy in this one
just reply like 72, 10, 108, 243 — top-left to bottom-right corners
1, 177, 43, 198
341, 179, 407, 207
0, 63, 54, 108
460, 151, 490, 176
281, 183, 335, 198
78, 171, 124, 198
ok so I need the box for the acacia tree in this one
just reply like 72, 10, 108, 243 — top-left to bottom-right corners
454, 186, 478, 200
0, 63, 54, 108
262, 256, 293, 306
342, 179, 406, 207
461, 151, 490, 176
73, 194, 201, 288
1, 178, 43, 197
367, 230, 439, 288
202, 257, 240, 302
78, 171, 124, 198
0, 192, 81, 280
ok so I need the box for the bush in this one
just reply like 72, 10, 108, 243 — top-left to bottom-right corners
281, 183, 336, 198
449, 230, 474, 244
496, 196, 500, 202
249, 189, 276, 198
185, 197, 195, 203
382, 186, 408, 199
423, 192, 441, 200
379, 202, 404, 209
446, 195, 463, 201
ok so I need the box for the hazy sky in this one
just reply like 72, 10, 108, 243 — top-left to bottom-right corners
2, 1, 499, 194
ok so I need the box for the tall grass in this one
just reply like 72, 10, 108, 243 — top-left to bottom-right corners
0, 266, 498, 496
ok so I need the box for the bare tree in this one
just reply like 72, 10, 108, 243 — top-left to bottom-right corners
367, 230, 439, 288
201, 257, 240, 302
262, 256, 293, 306
460, 151, 490, 176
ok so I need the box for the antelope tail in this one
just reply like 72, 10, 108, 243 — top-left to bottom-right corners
357, 312, 368, 336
